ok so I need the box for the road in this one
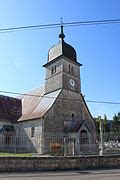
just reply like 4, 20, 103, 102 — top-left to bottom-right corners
0, 169, 120, 180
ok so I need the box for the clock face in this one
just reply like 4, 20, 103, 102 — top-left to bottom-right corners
69, 79, 75, 87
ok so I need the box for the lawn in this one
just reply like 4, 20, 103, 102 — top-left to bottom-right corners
0, 152, 32, 157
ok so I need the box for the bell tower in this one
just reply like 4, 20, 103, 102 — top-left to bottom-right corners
43, 26, 82, 95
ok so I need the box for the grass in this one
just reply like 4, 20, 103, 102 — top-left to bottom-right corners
0, 152, 32, 157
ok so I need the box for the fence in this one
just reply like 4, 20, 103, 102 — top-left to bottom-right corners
0, 131, 120, 157
97, 132, 120, 155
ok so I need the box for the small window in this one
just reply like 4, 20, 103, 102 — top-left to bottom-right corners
54, 65, 56, 73
68, 65, 71, 73
71, 66, 73, 75
71, 113, 75, 122
31, 127, 35, 138
51, 65, 56, 74
68, 65, 73, 74
51, 67, 54, 74
72, 113, 74, 118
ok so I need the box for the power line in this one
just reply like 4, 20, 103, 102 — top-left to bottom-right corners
0, 24, 60, 33
64, 18, 120, 27
86, 100, 120, 105
1, 18, 120, 33
0, 90, 120, 105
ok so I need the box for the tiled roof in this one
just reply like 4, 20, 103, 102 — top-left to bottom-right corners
18, 86, 61, 122
0, 95, 22, 123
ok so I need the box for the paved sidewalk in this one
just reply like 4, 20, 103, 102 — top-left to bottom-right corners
0, 169, 119, 180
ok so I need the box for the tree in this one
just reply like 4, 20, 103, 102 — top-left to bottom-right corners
95, 115, 108, 134
103, 114, 108, 133
112, 113, 120, 136
95, 116, 101, 135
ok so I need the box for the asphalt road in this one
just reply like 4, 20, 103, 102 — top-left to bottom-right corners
0, 169, 120, 180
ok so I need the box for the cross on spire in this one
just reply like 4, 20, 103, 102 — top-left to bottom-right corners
60, 17, 63, 26
59, 18, 65, 40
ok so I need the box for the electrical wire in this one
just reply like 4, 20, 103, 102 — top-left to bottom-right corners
1, 18, 120, 104
0, 90, 120, 105
0, 18, 120, 33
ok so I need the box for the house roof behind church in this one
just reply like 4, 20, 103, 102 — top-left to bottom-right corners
18, 86, 61, 122
0, 95, 22, 123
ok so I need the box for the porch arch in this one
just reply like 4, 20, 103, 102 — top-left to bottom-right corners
80, 129, 89, 144
79, 129, 90, 152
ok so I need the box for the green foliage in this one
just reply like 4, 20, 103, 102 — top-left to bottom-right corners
95, 115, 109, 135
112, 113, 120, 135
95, 116, 101, 134
103, 114, 108, 133
0, 152, 32, 157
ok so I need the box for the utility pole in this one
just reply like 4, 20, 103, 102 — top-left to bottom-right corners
99, 116, 104, 155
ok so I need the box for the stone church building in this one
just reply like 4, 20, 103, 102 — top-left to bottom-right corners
0, 26, 96, 155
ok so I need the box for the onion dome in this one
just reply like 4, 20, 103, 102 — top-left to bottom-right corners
48, 25, 77, 62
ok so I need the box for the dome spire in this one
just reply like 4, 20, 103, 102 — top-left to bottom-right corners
47, 18, 77, 63
59, 18, 65, 40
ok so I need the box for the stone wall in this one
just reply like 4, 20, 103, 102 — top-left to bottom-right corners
44, 89, 95, 133
0, 155, 120, 172
14, 119, 43, 153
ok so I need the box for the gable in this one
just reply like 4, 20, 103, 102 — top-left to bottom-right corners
81, 95, 95, 129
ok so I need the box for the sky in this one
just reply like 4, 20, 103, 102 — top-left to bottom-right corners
0, 0, 120, 120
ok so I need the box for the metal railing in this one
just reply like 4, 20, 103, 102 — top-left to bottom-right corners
0, 131, 119, 157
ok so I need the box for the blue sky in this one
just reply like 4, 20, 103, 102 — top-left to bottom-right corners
0, 0, 120, 119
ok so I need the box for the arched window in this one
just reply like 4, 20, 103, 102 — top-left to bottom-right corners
68, 65, 73, 75
80, 129, 88, 144
71, 66, 73, 75
54, 65, 56, 73
71, 113, 75, 122
51, 67, 54, 74
72, 113, 74, 118
68, 65, 71, 73
51, 66, 56, 74
31, 127, 35, 138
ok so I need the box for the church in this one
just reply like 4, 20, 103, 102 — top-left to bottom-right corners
0, 26, 97, 155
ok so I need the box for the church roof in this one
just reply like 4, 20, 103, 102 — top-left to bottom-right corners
64, 120, 85, 133
18, 86, 61, 122
48, 25, 77, 62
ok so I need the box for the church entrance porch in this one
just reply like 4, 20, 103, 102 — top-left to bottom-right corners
79, 129, 91, 153
43, 131, 97, 156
